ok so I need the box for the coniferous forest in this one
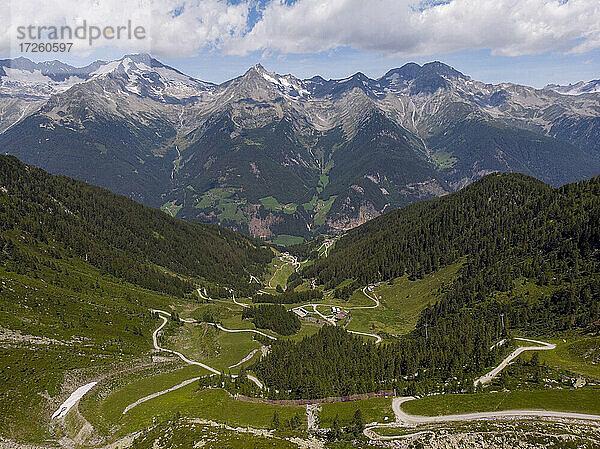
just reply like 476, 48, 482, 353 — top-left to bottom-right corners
2, 155, 599, 404
0, 155, 272, 296
255, 173, 600, 398
242, 304, 301, 335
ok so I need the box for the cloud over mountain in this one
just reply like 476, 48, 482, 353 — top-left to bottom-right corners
227, 0, 600, 57
1, 0, 599, 59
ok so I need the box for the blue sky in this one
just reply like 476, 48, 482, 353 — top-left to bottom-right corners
3, 0, 600, 87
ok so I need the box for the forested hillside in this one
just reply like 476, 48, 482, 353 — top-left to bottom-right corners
305, 173, 599, 287
0, 155, 273, 440
242, 304, 301, 335
256, 173, 600, 398
0, 155, 272, 295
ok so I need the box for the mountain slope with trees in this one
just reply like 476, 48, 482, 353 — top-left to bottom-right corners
0, 155, 273, 441
256, 173, 600, 398
2, 56, 600, 240
0, 155, 272, 295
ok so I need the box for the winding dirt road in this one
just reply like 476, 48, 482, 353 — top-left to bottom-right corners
391, 396, 600, 425
122, 310, 269, 415
291, 286, 382, 342
151, 313, 220, 375
363, 336, 599, 440
474, 338, 556, 386
150, 310, 264, 387
364, 396, 600, 440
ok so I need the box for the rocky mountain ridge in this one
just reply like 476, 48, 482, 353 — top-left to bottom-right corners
1, 54, 599, 241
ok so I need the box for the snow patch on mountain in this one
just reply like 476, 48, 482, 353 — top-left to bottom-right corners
545, 80, 600, 96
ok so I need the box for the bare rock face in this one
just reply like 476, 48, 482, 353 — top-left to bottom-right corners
327, 201, 380, 232
377, 424, 600, 449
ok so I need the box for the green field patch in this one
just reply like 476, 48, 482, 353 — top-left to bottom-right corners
319, 174, 329, 189
217, 201, 246, 222
314, 196, 337, 226
182, 302, 241, 323
272, 235, 305, 246
402, 389, 600, 417
260, 196, 297, 215
80, 364, 208, 436
280, 324, 320, 342
486, 276, 556, 304
345, 262, 462, 336
538, 336, 600, 380
160, 200, 182, 217
282, 204, 297, 214
259, 196, 281, 210
302, 194, 318, 211
431, 149, 458, 169
119, 385, 305, 436
265, 256, 296, 290
320, 397, 393, 428
196, 188, 247, 222
197, 188, 236, 209
162, 322, 262, 372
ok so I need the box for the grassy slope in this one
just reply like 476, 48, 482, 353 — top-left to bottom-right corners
0, 251, 178, 442
130, 421, 297, 449
80, 364, 209, 436
118, 385, 305, 437
264, 254, 296, 291
0, 156, 276, 443
538, 336, 600, 380
402, 390, 600, 416
272, 235, 305, 246
162, 321, 262, 372
319, 397, 394, 427
345, 262, 462, 335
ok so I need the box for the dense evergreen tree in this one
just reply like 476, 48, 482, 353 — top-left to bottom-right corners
242, 304, 301, 335
304, 173, 599, 288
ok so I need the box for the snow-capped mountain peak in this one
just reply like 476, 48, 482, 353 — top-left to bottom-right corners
88, 54, 213, 102
544, 79, 600, 96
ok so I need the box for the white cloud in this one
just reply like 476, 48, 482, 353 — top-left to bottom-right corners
225, 0, 600, 57
1, 0, 598, 59
1, 0, 250, 58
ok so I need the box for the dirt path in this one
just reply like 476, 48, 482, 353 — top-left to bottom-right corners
391, 396, 600, 425
151, 313, 220, 375
122, 377, 202, 415
268, 253, 298, 289
151, 310, 267, 384
121, 310, 268, 415
362, 336, 598, 439
474, 337, 556, 386
291, 286, 382, 342
228, 348, 262, 369
364, 396, 600, 440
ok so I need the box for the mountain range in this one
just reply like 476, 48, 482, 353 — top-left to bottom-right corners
1, 54, 600, 241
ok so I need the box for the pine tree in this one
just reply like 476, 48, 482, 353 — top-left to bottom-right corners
272, 411, 280, 430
